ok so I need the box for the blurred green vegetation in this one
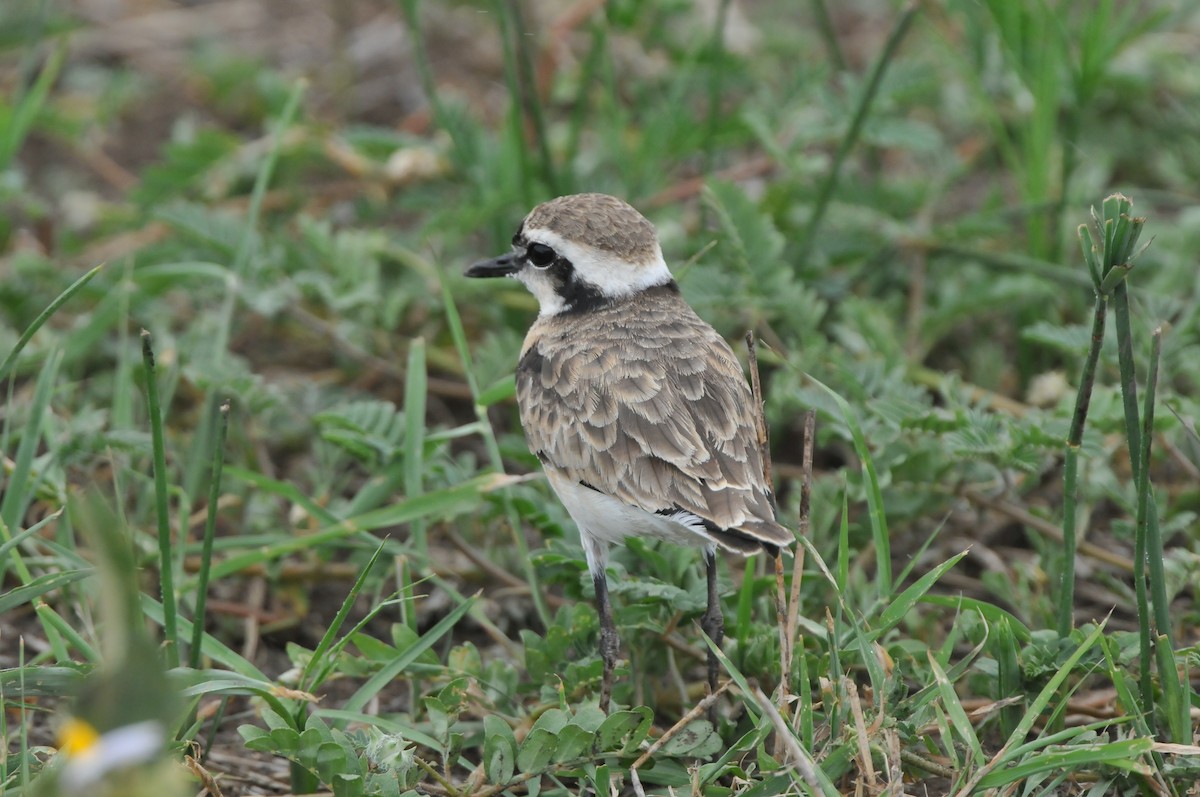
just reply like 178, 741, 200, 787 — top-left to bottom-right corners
2, 0, 1199, 794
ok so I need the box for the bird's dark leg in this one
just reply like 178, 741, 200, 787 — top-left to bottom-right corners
593, 569, 619, 713
700, 547, 724, 711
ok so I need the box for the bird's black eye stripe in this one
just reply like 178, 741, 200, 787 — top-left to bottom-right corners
526, 242, 556, 268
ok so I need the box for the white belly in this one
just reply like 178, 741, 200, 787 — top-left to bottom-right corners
545, 470, 710, 572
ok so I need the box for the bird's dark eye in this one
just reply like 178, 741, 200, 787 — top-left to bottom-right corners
526, 242, 556, 268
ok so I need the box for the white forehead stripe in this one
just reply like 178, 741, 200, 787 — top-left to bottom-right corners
525, 227, 672, 300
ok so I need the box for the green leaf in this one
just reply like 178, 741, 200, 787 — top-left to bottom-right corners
133, 128, 239, 207
530, 708, 570, 734
595, 707, 653, 753
517, 727, 558, 773
350, 628, 398, 657
702, 180, 785, 275
238, 724, 273, 751
477, 374, 516, 407
1021, 321, 1093, 356
483, 714, 517, 785
0, 666, 85, 697
660, 719, 722, 758
178, 671, 293, 702
0, 348, 62, 542
551, 723, 595, 763
332, 772, 365, 797
315, 399, 406, 465
993, 622, 1110, 769
142, 597, 273, 682
0, 41, 65, 170
222, 465, 339, 525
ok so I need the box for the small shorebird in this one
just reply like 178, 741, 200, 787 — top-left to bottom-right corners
466, 193, 792, 711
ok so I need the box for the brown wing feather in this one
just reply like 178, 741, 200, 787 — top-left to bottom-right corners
517, 285, 792, 552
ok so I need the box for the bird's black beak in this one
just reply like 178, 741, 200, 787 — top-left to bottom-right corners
465, 252, 521, 278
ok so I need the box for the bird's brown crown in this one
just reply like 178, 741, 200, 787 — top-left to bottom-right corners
523, 193, 659, 264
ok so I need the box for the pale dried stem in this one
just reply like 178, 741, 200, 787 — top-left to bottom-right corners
630, 681, 731, 772
784, 410, 816, 693
843, 676, 878, 787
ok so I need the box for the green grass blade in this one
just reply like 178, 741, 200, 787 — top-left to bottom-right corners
0, 568, 91, 614
404, 337, 428, 558
112, 260, 135, 430
0, 508, 58, 586
34, 599, 99, 663
920, 596, 1032, 641
140, 595, 270, 682
196, 475, 506, 585
0, 264, 103, 385
810, 374, 891, 595
800, 2, 919, 249
222, 466, 339, 525
342, 592, 477, 713
141, 330, 179, 669
1154, 633, 1189, 744
966, 621, 1111, 791
0, 348, 62, 583
1112, 280, 1142, 470
441, 280, 550, 629
975, 738, 1153, 788
874, 550, 967, 636
927, 650, 985, 767
1138, 327, 1169, 640
993, 615, 1022, 740
230, 79, 307, 281
0, 39, 64, 170
300, 540, 387, 693
927, 243, 1094, 288
701, 634, 759, 727
189, 400, 230, 669
178, 671, 293, 722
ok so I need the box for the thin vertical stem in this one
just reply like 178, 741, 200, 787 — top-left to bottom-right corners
745, 332, 772, 486
1112, 281, 1141, 476
785, 410, 816, 693
495, 0, 535, 205
505, 0, 558, 194
142, 330, 179, 670
190, 400, 230, 669
441, 283, 550, 629
800, 3, 919, 251
1131, 340, 1154, 713
1058, 295, 1106, 636
399, 0, 471, 168
809, 0, 846, 72
1139, 329, 1172, 650
703, 0, 733, 180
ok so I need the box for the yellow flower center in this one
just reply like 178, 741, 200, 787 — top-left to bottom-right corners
58, 718, 101, 757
